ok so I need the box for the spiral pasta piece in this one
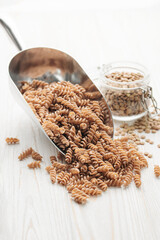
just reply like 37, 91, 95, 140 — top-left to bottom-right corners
58, 172, 71, 186
87, 143, 98, 151
39, 106, 47, 119
80, 137, 88, 148
154, 165, 160, 177
105, 179, 122, 187
53, 162, 67, 171
114, 157, 122, 170
97, 179, 108, 191
86, 124, 98, 143
18, 148, 33, 160
133, 158, 141, 175
106, 172, 119, 180
137, 152, 148, 168
59, 135, 69, 147
6, 137, 19, 145
134, 174, 141, 188
115, 141, 129, 165
91, 101, 101, 116
129, 149, 148, 168
82, 187, 102, 196
71, 188, 88, 204
96, 141, 106, 157
67, 184, 75, 193
123, 171, 133, 187
32, 150, 42, 161
84, 91, 102, 100
28, 161, 41, 169
42, 121, 65, 137
56, 97, 80, 115
50, 168, 56, 183
31, 79, 48, 89
44, 93, 54, 108
57, 171, 65, 183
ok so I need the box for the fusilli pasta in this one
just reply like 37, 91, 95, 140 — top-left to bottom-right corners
19, 79, 149, 204
32, 150, 42, 161
6, 137, 19, 145
18, 148, 33, 160
154, 165, 160, 177
28, 161, 41, 169
50, 168, 56, 183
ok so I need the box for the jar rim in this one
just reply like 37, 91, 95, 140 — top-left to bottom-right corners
100, 61, 150, 87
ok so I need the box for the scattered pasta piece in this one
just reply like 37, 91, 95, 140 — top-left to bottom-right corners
154, 165, 160, 177
18, 148, 32, 160
6, 137, 19, 145
134, 174, 141, 188
28, 161, 41, 169
32, 150, 42, 161
50, 168, 56, 183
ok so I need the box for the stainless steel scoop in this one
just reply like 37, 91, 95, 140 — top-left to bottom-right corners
1, 19, 114, 155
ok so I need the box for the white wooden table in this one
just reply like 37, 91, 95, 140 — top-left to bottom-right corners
1, 3, 160, 240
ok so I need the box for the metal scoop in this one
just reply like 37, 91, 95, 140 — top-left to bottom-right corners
1, 19, 114, 155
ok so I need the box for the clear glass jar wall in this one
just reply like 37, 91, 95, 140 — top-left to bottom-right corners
96, 62, 151, 121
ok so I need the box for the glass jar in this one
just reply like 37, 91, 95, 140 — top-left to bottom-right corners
95, 61, 152, 121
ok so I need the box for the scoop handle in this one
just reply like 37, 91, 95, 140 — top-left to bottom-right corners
0, 18, 22, 51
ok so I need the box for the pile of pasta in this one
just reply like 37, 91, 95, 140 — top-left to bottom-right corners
20, 79, 148, 204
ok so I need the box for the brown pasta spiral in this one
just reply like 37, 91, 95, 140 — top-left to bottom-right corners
57, 171, 65, 183
56, 97, 80, 115
18, 148, 33, 160
154, 165, 160, 177
71, 188, 88, 204
6, 137, 19, 145
32, 150, 42, 161
58, 172, 71, 186
115, 141, 129, 165
82, 187, 102, 196
28, 161, 41, 169
91, 101, 101, 116
53, 162, 67, 171
130, 149, 148, 168
86, 124, 98, 143
96, 179, 108, 191
133, 158, 141, 176
50, 168, 56, 183
106, 172, 119, 180
123, 171, 133, 187
105, 179, 122, 187
134, 174, 141, 188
